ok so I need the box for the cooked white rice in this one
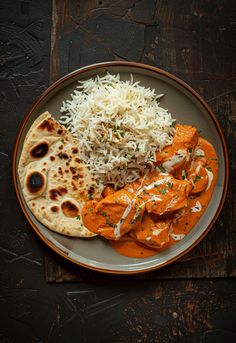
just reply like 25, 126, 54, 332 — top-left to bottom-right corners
60, 73, 175, 189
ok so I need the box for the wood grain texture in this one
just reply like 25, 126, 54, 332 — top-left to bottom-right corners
45, 279, 236, 343
46, 0, 236, 281
0, 0, 52, 273
0, 1, 236, 342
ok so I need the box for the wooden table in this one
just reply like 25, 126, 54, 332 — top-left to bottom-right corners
0, 0, 236, 342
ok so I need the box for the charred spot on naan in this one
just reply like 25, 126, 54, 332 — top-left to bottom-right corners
49, 187, 67, 201
71, 167, 84, 180
30, 141, 49, 159
71, 181, 78, 191
88, 185, 96, 197
58, 152, 69, 159
26, 171, 46, 195
58, 167, 63, 176
61, 200, 79, 217
51, 206, 59, 213
70, 166, 77, 175
38, 118, 57, 132
72, 147, 78, 154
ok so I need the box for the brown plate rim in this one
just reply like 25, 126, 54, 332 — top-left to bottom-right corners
12, 61, 230, 275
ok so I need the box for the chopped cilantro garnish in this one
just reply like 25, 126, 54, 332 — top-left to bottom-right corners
106, 219, 115, 227
114, 197, 119, 204
193, 175, 201, 183
159, 187, 167, 194
119, 131, 125, 138
167, 182, 173, 189
101, 211, 107, 217
131, 215, 140, 224
88, 194, 93, 200
206, 166, 212, 172
182, 170, 187, 180
76, 215, 80, 220
158, 165, 166, 173
188, 148, 193, 153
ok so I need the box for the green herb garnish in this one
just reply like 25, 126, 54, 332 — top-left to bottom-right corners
76, 215, 80, 220
131, 215, 140, 224
106, 219, 115, 227
193, 175, 201, 183
182, 170, 187, 180
188, 148, 193, 153
167, 182, 173, 189
101, 211, 107, 217
206, 166, 212, 172
88, 194, 93, 200
158, 165, 166, 173
159, 187, 167, 194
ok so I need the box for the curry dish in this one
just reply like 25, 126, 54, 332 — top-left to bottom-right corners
82, 124, 218, 258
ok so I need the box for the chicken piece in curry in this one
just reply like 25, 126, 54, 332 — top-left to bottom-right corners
82, 124, 218, 258
131, 213, 171, 249
82, 189, 145, 240
156, 124, 198, 173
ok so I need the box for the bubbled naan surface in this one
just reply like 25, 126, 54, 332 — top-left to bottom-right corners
18, 112, 100, 237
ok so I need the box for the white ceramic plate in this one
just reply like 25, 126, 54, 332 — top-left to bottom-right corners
13, 62, 229, 274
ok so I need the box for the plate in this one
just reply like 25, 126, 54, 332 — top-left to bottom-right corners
13, 61, 229, 274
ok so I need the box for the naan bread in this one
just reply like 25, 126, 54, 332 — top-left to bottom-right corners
18, 112, 100, 237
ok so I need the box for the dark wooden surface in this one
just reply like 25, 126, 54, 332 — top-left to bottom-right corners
1, 0, 236, 342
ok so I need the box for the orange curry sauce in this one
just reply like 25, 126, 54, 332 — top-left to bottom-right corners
82, 125, 218, 258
